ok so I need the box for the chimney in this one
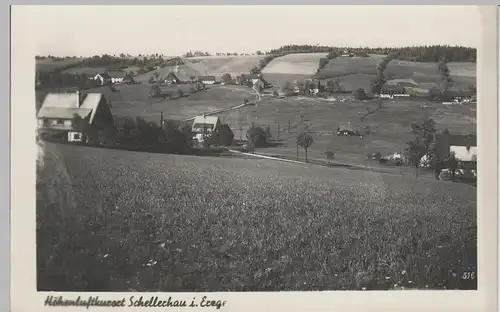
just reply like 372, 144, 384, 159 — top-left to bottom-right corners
76, 90, 81, 106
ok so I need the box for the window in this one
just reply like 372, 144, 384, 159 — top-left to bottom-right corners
73, 133, 81, 140
56, 119, 64, 125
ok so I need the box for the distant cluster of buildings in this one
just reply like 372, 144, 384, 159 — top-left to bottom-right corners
376, 84, 475, 103
92, 71, 135, 86
162, 71, 270, 88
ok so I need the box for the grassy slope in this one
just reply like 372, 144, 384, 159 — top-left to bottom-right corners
38, 142, 477, 292
316, 55, 476, 91
133, 56, 266, 83
35, 58, 82, 73
184, 55, 265, 78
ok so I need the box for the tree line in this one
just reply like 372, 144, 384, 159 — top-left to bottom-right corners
70, 115, 237, 154
37, 71, 103, 90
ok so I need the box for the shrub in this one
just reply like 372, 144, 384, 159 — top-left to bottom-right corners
246, 126, 268, 148
325, 151, 335, 163
353, 88, 369, 100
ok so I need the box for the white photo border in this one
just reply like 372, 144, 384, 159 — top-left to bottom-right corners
8, 4, 499, 312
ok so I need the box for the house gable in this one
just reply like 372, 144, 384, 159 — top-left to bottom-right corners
192, 115, 220, 132
37, 92, 113, 131
435, 133, 477, 161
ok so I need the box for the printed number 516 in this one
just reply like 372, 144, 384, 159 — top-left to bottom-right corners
462, 272, 476, 280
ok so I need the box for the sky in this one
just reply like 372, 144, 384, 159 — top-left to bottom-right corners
16, 5, 480, 57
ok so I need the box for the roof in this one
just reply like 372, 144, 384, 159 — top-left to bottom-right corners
39, 93, 80, 109
80, 93, 104, 124
37, 107, 92, 119
247, 74, 268, 84
435, 133, 477, 148
381, 85, 405, 93
107, 71, 127, 78
37, 92, 105, 124
192, 115, 220, 128
447, 89, 475, 97
198, 75, 216, 81
166, 72, 180, 78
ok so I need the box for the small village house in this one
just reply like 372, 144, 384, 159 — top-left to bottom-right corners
191, 115, 221, 143
93, 71, 128, 85
247, 74, 270, 88
380, 85, 408, 99
197, 75, 217, 85
107, 71, 128, 84
448, 89, 474, 103
93, 73, 110, 86
310, 79, 323, 94
435, 133, 477, 169
37, 91, 114, 143
341, 49, 353, 57
164, 72, 183, 84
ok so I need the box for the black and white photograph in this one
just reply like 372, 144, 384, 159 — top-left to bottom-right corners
29, 4, 484, 295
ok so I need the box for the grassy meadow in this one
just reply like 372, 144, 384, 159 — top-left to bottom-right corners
37, 142, 477, 291
218, 96, 477, 167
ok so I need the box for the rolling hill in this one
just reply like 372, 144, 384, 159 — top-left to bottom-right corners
315, 54, 476, 91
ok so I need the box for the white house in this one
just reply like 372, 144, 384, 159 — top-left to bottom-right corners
450, 145, 478, 162
198, 76, 217, 85
37, 91, 114, 142
191, 115, 221, 142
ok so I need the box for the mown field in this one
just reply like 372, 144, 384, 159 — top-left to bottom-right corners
315, 54, 476, 91
262, 53, 328, 75
219, 96, 477, 167
184, 55, 265, 77
133, 56, 266, 83
37, 142, 477, 291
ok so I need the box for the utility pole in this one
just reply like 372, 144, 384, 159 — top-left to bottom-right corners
277, 122, 280, 139
160, 112, 164, 129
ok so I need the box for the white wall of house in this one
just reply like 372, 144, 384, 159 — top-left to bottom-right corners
450, 145, 478, 162
94, 74, 104, 85
68, 131, 84, 142
38, 118, 74, 130
111, 77, 124, 84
